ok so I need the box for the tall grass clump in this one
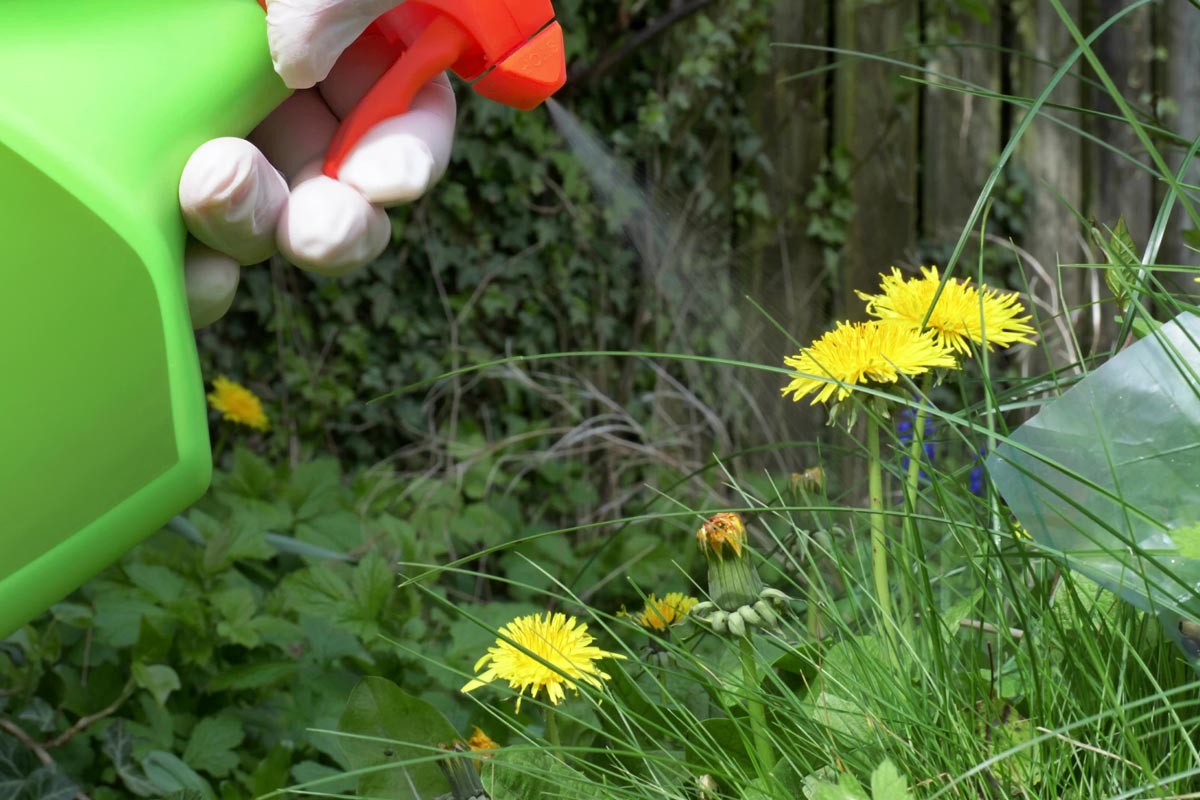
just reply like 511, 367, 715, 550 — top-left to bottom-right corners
283, 4, 1200, 799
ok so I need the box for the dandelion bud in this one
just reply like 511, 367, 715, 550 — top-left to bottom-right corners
697, 513, 762, 609
752, 600, 779, 626
738, 603, 763, 626
696, 774, 720, 799
727, 610, 747, 638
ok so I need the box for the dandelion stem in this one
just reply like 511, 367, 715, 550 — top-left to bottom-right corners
739, 634, 774, 771
867, 414, 897, 659
545, 707, 561, 749
900, 374, 935, 625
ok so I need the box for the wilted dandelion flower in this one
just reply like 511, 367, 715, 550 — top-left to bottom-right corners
781, 321, 957, 406
466, 726, 498, 752
620, 592, 698, 630
206, 376, 269, 431
858, 265, 1036, 354
461, 612, 625, 711
791, 466, 826, 494
697, 512, 747, 558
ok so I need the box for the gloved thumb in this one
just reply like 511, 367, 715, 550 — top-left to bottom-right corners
267, 0, 401, 89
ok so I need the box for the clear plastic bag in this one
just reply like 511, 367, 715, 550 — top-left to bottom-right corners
988, 312, 1200, 659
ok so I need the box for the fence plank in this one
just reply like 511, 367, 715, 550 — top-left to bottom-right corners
1160, 0, 1200, 272
921, 8, 1002, 251
834, 0, 921, 315
1014, 0, 1087, 373
1083, 0, 1156, 352
742, 0, 834, 443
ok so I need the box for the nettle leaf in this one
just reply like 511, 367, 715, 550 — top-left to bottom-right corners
249, 743, 294, 796
296, 511, 363, 554
336, 677, 458, 800
281, 566, 354, 622
870, 760, 908, 800
811, 773, 869, 800
133, 663, 181, 708
202, 515, 273, 573
49, 602, 93, 629
287, 458, 343, 519
350, 553, 395, 624
450, 503, 514, 548
224, 447, 276, 498
207, 660, 298, 692
212, 587, 260, 648
125, 564, 188, 606
182, 716, 244, 779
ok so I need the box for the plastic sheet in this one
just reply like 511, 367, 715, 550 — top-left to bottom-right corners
988, 312, 1200, 659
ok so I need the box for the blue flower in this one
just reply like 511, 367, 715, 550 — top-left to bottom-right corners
897, 405, 936, 480
969, 446, 987, 496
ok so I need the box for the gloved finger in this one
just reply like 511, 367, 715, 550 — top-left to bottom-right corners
248, 89, 340, 181
266, 0, 400, 89
184, 242, 240, 329
179, 138, 289, 265
316, 32, 455, 204
329, 73, 456, 206
276, 161, 391, 277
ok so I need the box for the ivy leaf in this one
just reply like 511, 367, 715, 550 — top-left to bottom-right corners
132, 662, 181, 708
870, 760, 908, 800
101, 720, 159, 797
141, 751, 215, 799
0, 731, 80, 800
182, 716, 244, 778
337, 677, 459, 800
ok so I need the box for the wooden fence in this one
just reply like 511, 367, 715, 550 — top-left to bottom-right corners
712, 0, 1200, 440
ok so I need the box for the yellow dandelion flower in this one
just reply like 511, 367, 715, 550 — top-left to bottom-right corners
697, 512, 747, 559
620, 592, 699, 630
858, 265, 1036, 354
466, 726, 498, 752
781, 321, 957, 406
206, 376, 269, 431
461, 612, 625, 712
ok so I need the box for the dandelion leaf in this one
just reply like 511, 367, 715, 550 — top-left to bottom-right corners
336, 677, 458, 800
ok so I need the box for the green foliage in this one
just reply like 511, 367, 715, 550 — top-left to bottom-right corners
0, 451, 426, 796
197, 0, 775, 471
337, 677, 458, 799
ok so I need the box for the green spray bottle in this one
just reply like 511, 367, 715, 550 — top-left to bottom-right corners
0, 0, 567, 638
0, 0, 289, 637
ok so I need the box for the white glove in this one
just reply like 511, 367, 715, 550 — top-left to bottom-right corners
180, 0, 455, 328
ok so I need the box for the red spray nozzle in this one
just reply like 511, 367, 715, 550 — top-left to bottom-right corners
318, 0, 566, 178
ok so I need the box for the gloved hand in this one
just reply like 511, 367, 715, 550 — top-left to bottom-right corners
180, 0, 455, 328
